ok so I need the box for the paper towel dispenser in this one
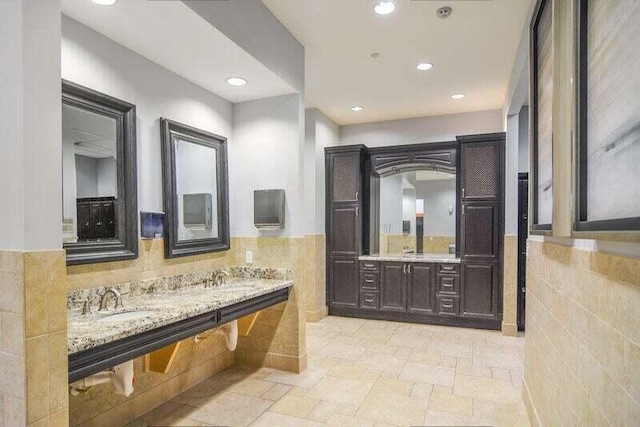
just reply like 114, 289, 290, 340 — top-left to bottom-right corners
254, 189, 285, 230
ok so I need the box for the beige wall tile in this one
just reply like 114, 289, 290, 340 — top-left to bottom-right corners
0, 351, 26, 399
1, 311, 24, 356
525, 240, 640, 426
26, 335, 50, 425
0, 271, 24, 314
3, 394, 26, 426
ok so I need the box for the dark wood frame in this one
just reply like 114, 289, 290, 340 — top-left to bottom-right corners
573, 0, 640, 233
69, 287, 289, 382
161, 118, 230, 258
529, 0, 553, 234
62, 80, 139, 265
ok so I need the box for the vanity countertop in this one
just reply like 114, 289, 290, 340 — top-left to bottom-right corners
67, 277, 292, 354
359, 253, 461, 264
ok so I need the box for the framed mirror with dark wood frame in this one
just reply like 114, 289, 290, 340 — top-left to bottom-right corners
160, 118, 230, 258
62, 80, 138, 265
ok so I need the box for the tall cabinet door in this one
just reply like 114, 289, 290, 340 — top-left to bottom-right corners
326, 146, 368, 314
408, 263, 436, 315
461, 203, 499, 261
329, 257, 359, 308
380, 262, 407, 313
329, 153, 363, 204
329, 205, 360, 257
458, 134, 504, 323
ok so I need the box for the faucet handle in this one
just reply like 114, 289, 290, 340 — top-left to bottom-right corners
73, 298, 92, 315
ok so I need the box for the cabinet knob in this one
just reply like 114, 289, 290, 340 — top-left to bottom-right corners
355, 192, 359, 201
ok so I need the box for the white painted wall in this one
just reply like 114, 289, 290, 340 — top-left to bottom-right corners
0, 0, 61, 250
232, 94, 304, 237
62, 16, 233, 227
379, 174, 404, 235
305, 108, 341, 234
518, 106, 530, 173
340, 110, 503, 147
414, 180, 457, 237
505, 114, 520, 235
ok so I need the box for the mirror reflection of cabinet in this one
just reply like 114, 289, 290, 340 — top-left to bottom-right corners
76, 197, 117, 241
62, 80, 138, 265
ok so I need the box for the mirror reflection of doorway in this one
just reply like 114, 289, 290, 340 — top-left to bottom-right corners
379, 170, 456, 255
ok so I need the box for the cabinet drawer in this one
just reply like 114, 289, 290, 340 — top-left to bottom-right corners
360, 261, 379, 272
437, 275, 459, 294
360, 291, 379, 310
360, 272, 379, 290
437, 295, 460, 316
437, 263, 459, 275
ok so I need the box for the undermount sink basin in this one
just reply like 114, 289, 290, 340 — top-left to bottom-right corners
215, 285, 254, 293
98, 310, 156, 323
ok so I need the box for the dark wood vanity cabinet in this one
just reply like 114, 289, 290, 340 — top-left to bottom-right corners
458, 133, 505, 326
408, 263, 437, 315
326, 133, 504, 331
380, 262, 407, 312
366, 259, 446, 317
326, 146, 369, 311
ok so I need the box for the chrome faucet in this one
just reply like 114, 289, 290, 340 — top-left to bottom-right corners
210, 270, 229, 288
99, 288, 123, 311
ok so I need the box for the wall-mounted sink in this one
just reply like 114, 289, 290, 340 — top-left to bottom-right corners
98, 310, 156, 323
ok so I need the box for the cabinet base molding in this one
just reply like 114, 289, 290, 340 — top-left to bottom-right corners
329, 307, 501, 331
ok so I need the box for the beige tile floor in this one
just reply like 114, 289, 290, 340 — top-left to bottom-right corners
131, 316, 530, 427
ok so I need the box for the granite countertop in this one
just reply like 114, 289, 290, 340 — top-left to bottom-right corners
67, 277, 292, 354
359, 253, 461, 264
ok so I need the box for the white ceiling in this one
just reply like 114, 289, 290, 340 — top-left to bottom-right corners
61, 0, 296, 103
63, 103, 116, 159
262, 0, 531, 125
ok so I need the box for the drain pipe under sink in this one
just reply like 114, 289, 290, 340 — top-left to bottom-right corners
194, 320, 238, 351
69, 360, 135, 397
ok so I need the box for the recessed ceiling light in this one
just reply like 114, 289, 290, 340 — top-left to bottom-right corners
417, 62, 434, 71
91, 0, 118, 5
451, 93, 465, 99
374, 0, 396, 15
370, 52, 381, 59
351, 106, 364, 112
226, 77, 247, 87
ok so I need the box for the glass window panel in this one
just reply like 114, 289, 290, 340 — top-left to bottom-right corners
535, 0, 553, 225
585, 0, 640, 222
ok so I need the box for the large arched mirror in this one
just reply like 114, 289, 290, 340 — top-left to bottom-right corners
370, 145, 459, 257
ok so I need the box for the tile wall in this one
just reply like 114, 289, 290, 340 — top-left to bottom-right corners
502, 236, 518, 336
0, 250, 69, 426
524, 240, 640, 425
